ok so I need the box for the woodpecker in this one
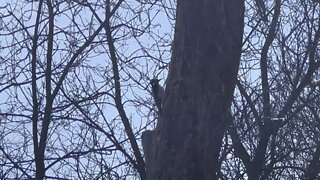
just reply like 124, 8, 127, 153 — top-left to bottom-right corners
150, 78, 165, 114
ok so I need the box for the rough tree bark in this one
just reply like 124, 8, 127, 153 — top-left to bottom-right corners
143, 0, 245, 179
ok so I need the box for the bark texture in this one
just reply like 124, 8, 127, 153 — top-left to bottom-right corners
148, 0, 245, 179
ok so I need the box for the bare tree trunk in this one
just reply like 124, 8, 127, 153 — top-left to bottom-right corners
144, 1, 244, 179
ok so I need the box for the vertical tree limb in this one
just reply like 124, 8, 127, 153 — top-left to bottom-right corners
251, 1, 281, 178
104, 1, 146, 179
36, 0, 54, 178
31, 0, 43, 176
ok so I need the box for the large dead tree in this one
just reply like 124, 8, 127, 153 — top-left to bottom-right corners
143, 0, 245, 179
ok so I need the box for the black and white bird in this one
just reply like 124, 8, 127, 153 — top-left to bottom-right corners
150, 78, 165, 114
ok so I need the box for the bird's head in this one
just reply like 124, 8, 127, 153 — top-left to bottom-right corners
150, 78, 161, 87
